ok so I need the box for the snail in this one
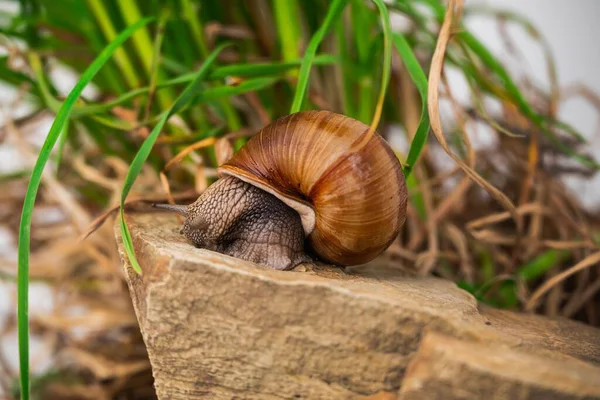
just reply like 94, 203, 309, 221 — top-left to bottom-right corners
154, 110, 407, 270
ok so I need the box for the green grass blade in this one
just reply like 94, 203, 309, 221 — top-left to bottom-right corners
351, 0, 375, 65
19, 0, 41, 47
16, 16, 154, 400
494, 249, 570, 308
117, 0, 174, 110
90, 77, 280, 129
458, 31, 598, 169
392, 32, 431, 176
180, 0, 210, 58
290, 0, 348, 113
334, 14, 354, 117
351, 0, 376, 122
144, 12, 169, 117
369, 0, 392, 133
406, 172, 426, 220
28, 52, 62, 113
273, 0, 302, 78
211, 55, 337, 79
70, 56, 337, 117
86, 0, 141, 88
193, 77, 280, 104
118, 43, 231, 274
458, 31, 536, 119
518, 249, 570, 281
417, 0, 595, 169
54, 118, 70, 172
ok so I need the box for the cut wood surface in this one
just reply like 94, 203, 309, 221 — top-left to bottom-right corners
116, 213, 600, 400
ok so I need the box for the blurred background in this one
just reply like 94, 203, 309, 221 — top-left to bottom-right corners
466, 0, 600, 208
0, 0, 599, 399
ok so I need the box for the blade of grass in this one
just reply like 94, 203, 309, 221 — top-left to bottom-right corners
366, 0, 392, 137
352, 0, 376, 122
88, 114, 137, 131
41, 0, 127, 94
192, 77, 280, 104
273, 0, 302, 78
19, 0, 41, 47
392, 32, 431, 176
180, 0, 209, 58
458, 31, 538, 122
518, 249, 570, 281
334, 13, 355, 117
351, 0, 375, 66
496, 249, 570, 308
464, 5, 560, 115
166, 5, 196, 69
144, 11, 169, 119
117, 0, 174, 110
54, 118, 69, 171
88, 77, 281, 130
211, 55, 337, 79
480, 249, 496, 283
349, 0, 392, 151
458, 31, 597, 169
86, 0, 141, 88
406, 172, 426, 220
69, 55, 336, 117
419, 0, 595, 168
28, 52, 62, 113
290, 0, 348, 113
119, 42, 231, 274
17, 16, 154, 400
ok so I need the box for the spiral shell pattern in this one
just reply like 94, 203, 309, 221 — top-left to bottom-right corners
218, 110, 407, 266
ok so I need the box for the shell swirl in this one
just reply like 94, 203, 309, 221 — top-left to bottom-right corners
218, 110, 407, 266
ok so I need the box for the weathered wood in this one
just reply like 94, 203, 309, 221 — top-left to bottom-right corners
116, 213, 600, 400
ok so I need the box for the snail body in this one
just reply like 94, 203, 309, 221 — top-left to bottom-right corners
155, 110, 407, 270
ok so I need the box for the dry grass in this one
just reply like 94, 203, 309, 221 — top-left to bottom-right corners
0, 112, 159, 399
1, 1, 599, 399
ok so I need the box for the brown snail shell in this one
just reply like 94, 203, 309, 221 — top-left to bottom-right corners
217, 110, 407, 266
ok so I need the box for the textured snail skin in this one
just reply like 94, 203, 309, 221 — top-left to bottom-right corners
181, 175, 308, 270
218, 110, 408, 266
